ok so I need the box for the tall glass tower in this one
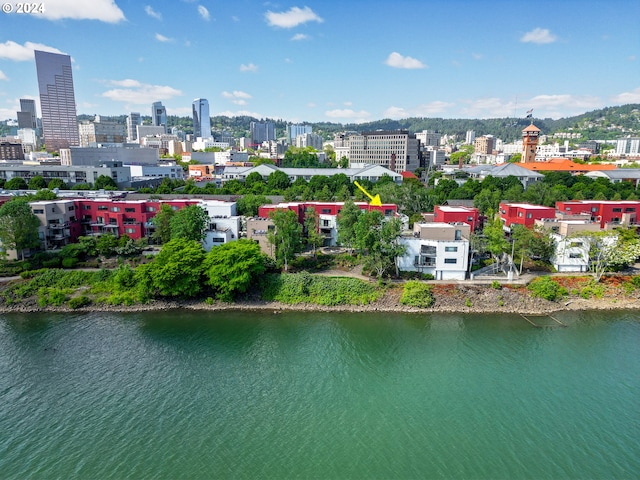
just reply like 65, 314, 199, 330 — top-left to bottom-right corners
34, 50, 79, 151
151, 101, 167, 132
192, 98, 210, 139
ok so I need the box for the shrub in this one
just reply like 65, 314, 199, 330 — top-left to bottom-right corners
43, 257, 62, 268
422, 273, 435, 281
579, 281, 605, 299
68, 295, 91, 309
528, 276, 567, 301
399, 281, 435, 308
61, 257, 79, 269
491, 280, 502, 290
631, 275, 640, 288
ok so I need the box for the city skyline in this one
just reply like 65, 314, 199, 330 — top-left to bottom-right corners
0, 0, 638, 124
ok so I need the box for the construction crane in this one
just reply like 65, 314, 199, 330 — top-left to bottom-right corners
353, 181, 382, 206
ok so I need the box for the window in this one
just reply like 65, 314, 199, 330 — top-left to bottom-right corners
98, 206, 107, 211
111, 207, 120, 212
321, 209, 331, 214
612, 208, 622, 213
211, 238, 225, 243
526, 213, 532, 219
624, 208, 635, 213
125, 228, 136, 234
570, 241, 583, 248
569, 253, 582, 259
125, 207, 136, 213
147, 206, 156, 212
518, 212, 523, 217
445, 246, 458, 252
444, 258, 457, 264
33, 209, 44, 214
385, 209, 394, 216
83, 205, 91, 210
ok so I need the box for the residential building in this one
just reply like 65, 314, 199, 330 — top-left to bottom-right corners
34, 50, 80, 151
615, 137, 640, 157
432, 205, 480, 231
465, 130, 475, 145
555, 200, 640, 228
192, 98, 210, 139
474, 135, 495, 155
78, 116, 127, 147
151, 102, 167, 132
421, 148, 446, 168
30, 199, 82, 250
398, 222, 470, 280
199, 200, 240, 249
286, 124, 312, 144
0, 161, 131, 188
499, 202, 556, 230
59, 146, 159, 166
250, 121, 275, 146
127, 113, 142, 142
348, 130, 420, 172
17, 128, 39, 153
295, 133, 323, 150
0, 141, 25, 160
415, 130, 442, 147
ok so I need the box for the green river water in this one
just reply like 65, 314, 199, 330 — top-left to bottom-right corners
0, 310, 639, 479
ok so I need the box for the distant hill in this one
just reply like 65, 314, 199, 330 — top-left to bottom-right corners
2, 104, 638, 142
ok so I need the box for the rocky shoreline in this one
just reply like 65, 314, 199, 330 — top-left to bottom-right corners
1, 282, 638, 316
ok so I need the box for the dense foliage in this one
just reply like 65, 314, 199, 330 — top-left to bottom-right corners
399, 281, 435, 308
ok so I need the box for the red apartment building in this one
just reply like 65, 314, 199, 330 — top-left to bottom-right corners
433, 205, 480, 231
499, 202, 556, 229
257, 201, 398, 223
555, 200, 640, 228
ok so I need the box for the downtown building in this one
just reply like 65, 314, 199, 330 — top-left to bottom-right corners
192, 98, 210, 139
347, 130, 420, 172
34, 50, 80, 151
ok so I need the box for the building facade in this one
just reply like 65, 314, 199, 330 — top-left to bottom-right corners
499, 202, 556, 229
250, 121, 276, 146
78, 116, 127, 147
348, 131, 420, 172
127, 112, 141, 142
151, 102, 167, 132
34, 50, 80, 151
192, 98, 210, 139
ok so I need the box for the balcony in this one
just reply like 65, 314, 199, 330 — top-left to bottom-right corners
48, 222, 70, 230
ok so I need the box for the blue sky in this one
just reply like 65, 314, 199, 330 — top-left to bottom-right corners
0, 0, 638, 123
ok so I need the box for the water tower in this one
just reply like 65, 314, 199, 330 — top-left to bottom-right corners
521, 124, 541, 163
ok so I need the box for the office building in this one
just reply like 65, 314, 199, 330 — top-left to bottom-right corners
250, 121, 275, 146
34, 50, 80, 151
474, 135, 495, 155
17, 98, 37, 129
286, 124, 312, 143
127, 112, 141, 142
348, 130, 420, 172
78, 116, 127, 146
192, 98, 210, 139
151, 101, 167, 132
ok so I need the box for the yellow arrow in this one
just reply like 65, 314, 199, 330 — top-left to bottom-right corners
354, 181, 383, 206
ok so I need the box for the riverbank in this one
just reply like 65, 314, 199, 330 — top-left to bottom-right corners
1, 276, 638, 316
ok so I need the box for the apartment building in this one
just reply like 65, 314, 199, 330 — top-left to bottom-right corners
398, 222, 470, 280
555, 200, 640, 228
432, 205, 480, 231
499, 202, 556, 230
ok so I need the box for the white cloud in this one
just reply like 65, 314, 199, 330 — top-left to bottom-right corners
155, 33, 173, 43
81, 101, 99, 109
529, 93, 601, 111
291, 33, 309, 41
145, 5, 162, 20
240, 63, 258, 72
102, 80, 182, 104
218, 109, 263, 118
611, 87, 640, 104
383, 101, 454, 119
520, 28, 557, 44
307, 102, 316, 108
460, 97, 516, 118
0, 98, 22, 121
40, 0, 125, 23
385, 52, 426, 69
0, 70, 8, 81
325, 109, 371, 123
265, 6, 323, 28
0, 41, 66, 61
222, 90, 252, 105
198, 5, 210, 21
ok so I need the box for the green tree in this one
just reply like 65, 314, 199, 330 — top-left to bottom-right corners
151, 204, 176, 244
170, 205, 209, 242
267, 209, 302, 271
47, 178, 67, 190
267, 170, 291, 191
236, 194, 271, 217
203, 239, 267, 301
94, 175, 118, 190
369, 216, 406, 278
304, 207, 325, 257
0, 199, 41, 260
96, 233, 118, 256
483, 215, 510, 260
28, 175, 47, 190
336, 199, 361, 250
5, 177, 28, 190
136, 238, 206, 297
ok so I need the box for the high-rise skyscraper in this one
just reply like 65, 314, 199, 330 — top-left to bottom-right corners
34, 50, 79, 151
17, 98, 37, 129
192, 98, 210, 139
250, 121, 275, 146
151, 102, 167, 132
127, 112, 141, 142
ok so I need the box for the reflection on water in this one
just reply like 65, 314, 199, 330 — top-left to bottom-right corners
0, 310, 639, 479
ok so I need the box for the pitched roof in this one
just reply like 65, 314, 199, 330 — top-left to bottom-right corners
518, 159, 617, 172
400, 171, 419, 179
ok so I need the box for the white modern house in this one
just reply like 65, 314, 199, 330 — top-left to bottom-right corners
536, 218, 602, 272
398, 222, 470, 280
198, 200, 241, 250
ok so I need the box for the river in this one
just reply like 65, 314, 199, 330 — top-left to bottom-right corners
1, 310, 639, 479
